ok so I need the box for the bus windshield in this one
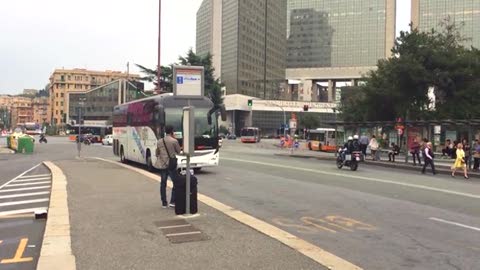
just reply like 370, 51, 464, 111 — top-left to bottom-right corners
165, 108, 217, 139
241, 129, 256, 137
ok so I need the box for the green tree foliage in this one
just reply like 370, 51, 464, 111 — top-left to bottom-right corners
136, 49, 223, 107
340, 20, 480, 121
299, 113, 320, 129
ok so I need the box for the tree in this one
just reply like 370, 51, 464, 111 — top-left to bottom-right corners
299, 113, 320, 129
340, 19, 480, 121
136, 64, 173, 92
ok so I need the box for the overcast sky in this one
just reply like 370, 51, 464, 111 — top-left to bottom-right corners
0, 0, 410, 94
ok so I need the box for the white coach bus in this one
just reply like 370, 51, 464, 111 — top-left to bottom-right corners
112, 93, 226, 172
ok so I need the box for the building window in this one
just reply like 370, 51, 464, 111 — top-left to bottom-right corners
61, 102, 64, 106
68, 75, 71, 80
61, 93, 64, 97
60, 110, 63, 115
56, 110, 59, 115
60, 75, 65, 81
56, 93, 58, 98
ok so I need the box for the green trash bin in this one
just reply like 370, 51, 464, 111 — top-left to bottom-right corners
17, 136, 34, 154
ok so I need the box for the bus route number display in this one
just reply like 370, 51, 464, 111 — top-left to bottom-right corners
173, 65, 204, 97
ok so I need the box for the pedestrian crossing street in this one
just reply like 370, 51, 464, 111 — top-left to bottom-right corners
0, 172, 51, 217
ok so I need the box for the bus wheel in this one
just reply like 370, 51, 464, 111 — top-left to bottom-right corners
120, 146, 127, 163
146, 151, 154, 172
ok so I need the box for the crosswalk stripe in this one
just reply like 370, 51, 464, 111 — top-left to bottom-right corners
0, 186, 51, 193
0, 207, 48, 217
5, 181, 51, 187
0, 192, 50, 200
14, 177, 51, 183
0, 198, 49, 207
17, 174, 51, 179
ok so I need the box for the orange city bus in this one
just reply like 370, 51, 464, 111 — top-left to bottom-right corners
240, 127, 261, 143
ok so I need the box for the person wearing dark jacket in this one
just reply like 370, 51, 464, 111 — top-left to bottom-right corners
410, 138, 421, 166
388, 142, 400, 162
422, 142, 436, 175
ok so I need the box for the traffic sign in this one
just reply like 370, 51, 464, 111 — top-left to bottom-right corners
294, 141, 299, 148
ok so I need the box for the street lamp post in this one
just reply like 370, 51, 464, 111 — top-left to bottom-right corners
157, 0, 162, 92
269, 102, 286, 138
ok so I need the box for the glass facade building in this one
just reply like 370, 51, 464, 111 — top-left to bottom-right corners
412, 0, 480, 49
287, 0, 395, 68
222, 0, 287, 100
68, 80, 142, 124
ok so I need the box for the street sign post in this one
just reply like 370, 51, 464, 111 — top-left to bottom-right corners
173, 66, 204, 97
182, 107, 195, 216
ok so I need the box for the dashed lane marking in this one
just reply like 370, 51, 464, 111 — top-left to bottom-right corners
0, 198, 49, 207
0, 186, 51, 193
222, 157, 480, 200
0, 192, 50, 200
4, 181, 51, 187
430, 217, 480, 232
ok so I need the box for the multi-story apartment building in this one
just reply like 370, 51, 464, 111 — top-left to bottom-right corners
197, 0, 287, 100
10, 96, 33, 127
32, 96, 50, 124
411, 0, 480, 49
48, 68, 139, 125
286, 0, 396, 102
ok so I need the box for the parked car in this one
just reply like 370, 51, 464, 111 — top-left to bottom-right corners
102, 134, 113, 145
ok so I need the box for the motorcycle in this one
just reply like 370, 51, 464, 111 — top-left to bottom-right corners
39, 134, 48, 143
337, 149, 361, 171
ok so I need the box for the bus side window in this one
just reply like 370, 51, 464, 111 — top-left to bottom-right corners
127, 113, 132, 126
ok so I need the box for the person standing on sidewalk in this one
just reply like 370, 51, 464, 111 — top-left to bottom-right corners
422, 142, 436, 175
359, 134, 369, 157
369, 135, 379, 161
462, 139, 471, 167
155, 125, 181, 208
473, 139, 480, 171
410, 138, 421, 166
388, 142, 400, 162
451, 143, 469, 179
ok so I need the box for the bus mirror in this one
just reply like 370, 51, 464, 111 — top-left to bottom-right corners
154, 106, 165, 126
220, 105, 227, 121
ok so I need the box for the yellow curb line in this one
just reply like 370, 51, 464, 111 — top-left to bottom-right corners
93, 157, 362, 270
37, 161, 76, 270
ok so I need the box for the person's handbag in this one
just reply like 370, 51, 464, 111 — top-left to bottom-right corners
163, 138, 178, 170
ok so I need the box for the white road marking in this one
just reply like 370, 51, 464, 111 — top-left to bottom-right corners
158, 224, 192, 229
17, 174, 51, 179
0, 198, 49, 207
0, 186, 51, 193
0, 207, 48, 217
0, 191, 50, 200
14, 177, 51, 183
223, 157, 480, 200
0, 164, 42, 190
429, 217, 480, 232
5, 181, 51, 187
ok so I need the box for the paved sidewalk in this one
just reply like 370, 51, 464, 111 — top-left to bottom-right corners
0, 146, 14, 154
55, 158, 325, 270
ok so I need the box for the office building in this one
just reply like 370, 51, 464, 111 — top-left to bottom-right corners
411, 0, 480, 49
286, 0, 396, 102
48, 68, 140, 125
196, 0, 223, 79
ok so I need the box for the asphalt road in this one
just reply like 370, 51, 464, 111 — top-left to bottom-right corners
197, 141, 480, 270
0, 136, 112, 270
3, 137, 480, 269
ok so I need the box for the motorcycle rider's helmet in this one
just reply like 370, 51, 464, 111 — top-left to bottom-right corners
353, 135, 359, 140
348, 136, 353, 141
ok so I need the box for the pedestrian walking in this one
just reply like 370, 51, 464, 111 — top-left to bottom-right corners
422, 142, 436, 175
462, 139, 471, 167
388, 142, 400, 162
451, 143, 469, 179
369, 135, 379, 161
410, 138, 421, 166
473, 139, 480, 171
155, 125, 181, 208
359, 134, 369, 157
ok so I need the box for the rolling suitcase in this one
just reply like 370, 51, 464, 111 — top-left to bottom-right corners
174, 174, 198, 215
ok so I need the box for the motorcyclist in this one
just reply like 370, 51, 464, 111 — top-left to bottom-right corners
341, 136, 354, 161
352, 135, 361, 152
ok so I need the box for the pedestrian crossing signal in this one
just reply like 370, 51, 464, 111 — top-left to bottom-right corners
248, 99, 253, 107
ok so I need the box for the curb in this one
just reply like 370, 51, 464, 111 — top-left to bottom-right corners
92, 157, 362, 270
37, 161, 76, 270
275, 153, 480, 179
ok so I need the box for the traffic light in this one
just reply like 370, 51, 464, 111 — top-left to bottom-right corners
303, 105, 309, 111
247, 99, 253, 107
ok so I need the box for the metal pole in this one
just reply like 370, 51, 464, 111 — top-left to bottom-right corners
157, 0, 162, 92
186, 155, 191, 215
